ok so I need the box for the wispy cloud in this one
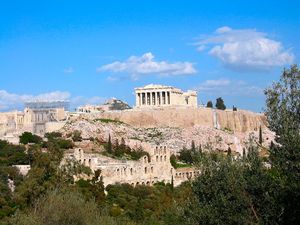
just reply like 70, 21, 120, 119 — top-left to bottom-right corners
63, 67, 74, 74
195, 26, 294, 71
97, 52, 197, 80
0, 90, 70, 111
194, 79, 263, 97
0, 90, 107, 112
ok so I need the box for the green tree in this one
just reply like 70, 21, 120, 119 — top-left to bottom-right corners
179, 147, 193, 164
72, 130, 82, 142
215, 97, 226, 110
264, 64, 300, 224
107, 134, 112, 154
206, 101, 213, 108
259, 125, 263, 145
19, 132, 42, 145
191, 150, 278, 225
170, 154, 177, 168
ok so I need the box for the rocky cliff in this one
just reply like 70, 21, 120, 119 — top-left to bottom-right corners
64, 107, 273, 155
81, 107, 267, 132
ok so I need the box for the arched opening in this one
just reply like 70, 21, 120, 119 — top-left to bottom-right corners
145, 167, 147, 174
146, 181, 150, 186
130, 168, 133, 175
164, 155, 166, 161
160, 156, 163, 162
151, 167, 153, 173
156, 156, 158, 162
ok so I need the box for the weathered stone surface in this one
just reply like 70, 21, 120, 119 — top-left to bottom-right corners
63, 108, 274, 155
80, 107, 267, 132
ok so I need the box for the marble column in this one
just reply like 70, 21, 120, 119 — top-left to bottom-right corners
149, 92, 152, 105
142, 93, 145, 105
162, 91, 165, 105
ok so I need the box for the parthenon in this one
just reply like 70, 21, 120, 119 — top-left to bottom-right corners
135, 84, 197, 108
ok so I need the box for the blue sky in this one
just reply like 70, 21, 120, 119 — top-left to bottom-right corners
0, 0, 299, 112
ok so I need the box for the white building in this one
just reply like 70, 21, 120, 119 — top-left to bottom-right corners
135, 84, 197, 108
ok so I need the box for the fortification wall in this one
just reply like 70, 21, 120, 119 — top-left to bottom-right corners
87, 107, 267, 133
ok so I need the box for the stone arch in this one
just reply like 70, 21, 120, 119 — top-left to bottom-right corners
151, 166, 153, 173
144, 156, 147, 163
130, 168, 133, 175
88, 158, 91, 167
144, 167, 147, 174
160, 156, 163, 162
164, 155, 166, 161
136, 182, 139, 185
156, 155, 158, 162
146, 181, 150, 186
142, 182, 145, 185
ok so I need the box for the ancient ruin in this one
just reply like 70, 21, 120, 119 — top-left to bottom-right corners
1, 84, 274, 187
0, 101, 68, 143
65, 145, 198, 187
135, 84, 197, 108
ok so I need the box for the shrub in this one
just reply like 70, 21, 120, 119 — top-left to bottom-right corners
19, 132, 42, 144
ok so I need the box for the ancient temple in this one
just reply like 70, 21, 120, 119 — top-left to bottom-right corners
135, 84, 197, 108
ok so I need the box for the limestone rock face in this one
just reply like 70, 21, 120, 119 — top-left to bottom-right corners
80, 107, 267, 132
63, 107, 274, 155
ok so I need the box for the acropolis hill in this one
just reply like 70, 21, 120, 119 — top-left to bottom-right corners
67, 84, 273, 157
0, 84, 274, 186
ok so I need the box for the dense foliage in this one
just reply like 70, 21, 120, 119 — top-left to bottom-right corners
206, 100, 213, 108
264, 64, 300, 224
19, 132, 42, 145
215, 97, 226, 110
104, 137, 150, 161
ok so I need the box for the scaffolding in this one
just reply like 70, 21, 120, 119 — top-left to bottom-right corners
24, 101, 70, 111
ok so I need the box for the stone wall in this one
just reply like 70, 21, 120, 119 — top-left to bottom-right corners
86, 107, 267, 133
0, 108, 67, 140
65, 146, 198, 187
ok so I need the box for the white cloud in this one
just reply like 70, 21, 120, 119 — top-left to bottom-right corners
64, 67, 74, 74
70, 96, 107, 110
195, 79, 263, 97
195, 26, 294, 71
0, 90, 109, 112
97, 52, 197, 80
0, 90, 71, 111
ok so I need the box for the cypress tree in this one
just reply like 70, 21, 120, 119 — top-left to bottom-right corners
259, 125, 263, 145
107, 134, 112, 153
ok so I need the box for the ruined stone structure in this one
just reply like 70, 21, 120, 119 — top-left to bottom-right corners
135, 84, 197, 108
65, 146, 199, 187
